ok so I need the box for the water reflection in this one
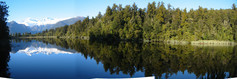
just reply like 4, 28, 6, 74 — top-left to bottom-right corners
0, 39, 11, 78
18, 46, 74, 56
8, 38, 237, 79
11, 39, 78, 55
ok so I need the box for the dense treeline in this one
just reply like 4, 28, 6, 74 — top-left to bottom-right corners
0, 1, 11, 78
0, 1, 9, 39
11, 32, 32, 37
36, 2, 237, 42
15, 38, 237, 79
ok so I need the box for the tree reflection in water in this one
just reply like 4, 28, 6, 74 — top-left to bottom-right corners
0, 39, 11, 78
14, 38, 237, 79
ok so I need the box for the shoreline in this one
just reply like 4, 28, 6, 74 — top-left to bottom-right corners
163, 40, 236, 46
12, 36, 237, 46
12, 36, 89, 40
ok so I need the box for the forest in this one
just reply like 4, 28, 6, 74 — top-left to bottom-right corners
0, 1, 11, 78
0, 1, 9, 40
19, 2, 237, 42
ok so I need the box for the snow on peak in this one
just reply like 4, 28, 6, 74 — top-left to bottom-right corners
17, 17, 74, 26
17, 46, 74, 56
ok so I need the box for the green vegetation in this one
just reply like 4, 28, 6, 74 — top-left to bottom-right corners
11, 32, 32, 37
0, 1, 9, 40
0, 1, 11, 78
191, 40, 236, 46
29, 2, 237, 42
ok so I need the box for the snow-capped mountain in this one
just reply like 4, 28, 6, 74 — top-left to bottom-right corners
8, 16, 85, 34
18, 17, 74, 27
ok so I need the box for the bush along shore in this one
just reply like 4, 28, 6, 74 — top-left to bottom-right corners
191, 40, 236, 46
14, 36, 237, 46
164, 40, 236, 46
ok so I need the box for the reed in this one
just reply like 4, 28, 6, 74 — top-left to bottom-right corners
191, 40, 235, 46
165, 40, 189, 45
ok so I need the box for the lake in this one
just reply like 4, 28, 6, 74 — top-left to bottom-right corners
0, 38, 237, 79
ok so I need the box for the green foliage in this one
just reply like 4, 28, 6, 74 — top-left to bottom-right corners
36, 2, 237, 42
0, 2, 11, 77
0, 1, 9, 39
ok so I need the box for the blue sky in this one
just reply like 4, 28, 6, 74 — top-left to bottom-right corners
2, 0, 236, 22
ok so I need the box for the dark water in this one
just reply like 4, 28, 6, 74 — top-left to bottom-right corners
1, 38, 237, 79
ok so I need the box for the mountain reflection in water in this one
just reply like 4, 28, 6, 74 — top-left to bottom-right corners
3, 38, 237, 79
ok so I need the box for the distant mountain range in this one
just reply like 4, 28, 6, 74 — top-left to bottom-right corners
7, 16, 85, 34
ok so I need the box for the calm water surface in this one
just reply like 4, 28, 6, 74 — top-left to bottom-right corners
1, 39, 237, 79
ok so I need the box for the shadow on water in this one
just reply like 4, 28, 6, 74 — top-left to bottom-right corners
11, 38, 237, 79
0, 39, 11, 78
